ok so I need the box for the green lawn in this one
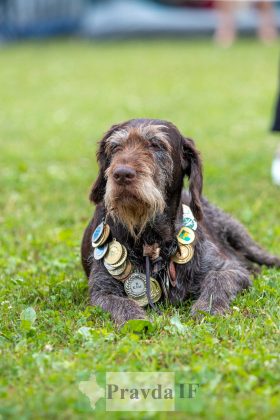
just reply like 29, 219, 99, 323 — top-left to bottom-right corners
0, 39, 279, 419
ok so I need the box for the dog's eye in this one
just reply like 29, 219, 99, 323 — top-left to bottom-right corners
111, 144, 122, 154
149, 139, 162, 151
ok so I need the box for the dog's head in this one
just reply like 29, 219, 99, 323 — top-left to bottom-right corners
90, 119, 203, 237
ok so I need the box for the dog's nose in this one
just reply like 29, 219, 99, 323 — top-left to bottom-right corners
113, 166, 136, 185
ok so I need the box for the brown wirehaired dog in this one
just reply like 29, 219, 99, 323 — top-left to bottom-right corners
81, 119, 280, 326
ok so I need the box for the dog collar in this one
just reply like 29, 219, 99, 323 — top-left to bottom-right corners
91, 205, 197, 308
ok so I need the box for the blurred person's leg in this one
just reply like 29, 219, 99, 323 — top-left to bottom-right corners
272, 93, 280, 133
257, 1, 278, 44
271, 65, 280, 185
214, 1, 237, 47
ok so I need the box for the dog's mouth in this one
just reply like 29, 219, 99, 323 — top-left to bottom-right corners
104, 175, 166, 238
106, 178, 154, 213
110, 182, 138, 198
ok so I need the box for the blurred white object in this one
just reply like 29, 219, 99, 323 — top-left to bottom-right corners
271, 147, 280, 186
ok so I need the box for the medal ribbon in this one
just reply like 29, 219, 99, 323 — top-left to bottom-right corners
143, 244, 162, 314
145, 255, 162, 314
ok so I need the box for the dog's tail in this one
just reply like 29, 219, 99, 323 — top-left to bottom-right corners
202, 198, 280, 269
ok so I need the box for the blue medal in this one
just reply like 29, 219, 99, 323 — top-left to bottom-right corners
92, 222, 104, 245
94, 243, 109, 260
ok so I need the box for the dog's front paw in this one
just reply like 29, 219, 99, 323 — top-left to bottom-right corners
115, 298, 147, 326
190, 297, 229, 318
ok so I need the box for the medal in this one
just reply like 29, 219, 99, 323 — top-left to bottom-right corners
92, 222, 104, 245
104, 240, 123, 265
98, 224, 110, 245
130, 278, 162, 307
92, 223, 110, 248
177, 227, 195, 245
132, 294, 149, 307
94, 243, 109, 260
124, 274, 162, 307
107, 246, 128, 268
172, 244, 194, 264
182, 204, 194, 219
150, 278, 162, 303
106, 260, 127, 275
182, 217, 197, 231
112, 261, 133, 281
124, 273, 146, 299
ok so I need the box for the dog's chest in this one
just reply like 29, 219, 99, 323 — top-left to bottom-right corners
91, 204, 198, 307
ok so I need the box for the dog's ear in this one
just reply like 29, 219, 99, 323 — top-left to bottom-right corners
89, 123, 124, 204
89, 142, 108, 204
181, 136, 203, 221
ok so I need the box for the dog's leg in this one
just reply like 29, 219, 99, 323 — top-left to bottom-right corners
90, 292, 147, 326
226, 219, 280, 268
189, 240, 252, 316
89, 266, 147, 326
190, 263, 251, 316
203, 199, 280, 268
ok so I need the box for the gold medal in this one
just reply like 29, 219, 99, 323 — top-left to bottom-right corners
124, 274, 162, 306
108, 246, 128, 268
100, 224, 110, 244
92, 224, 110, 248
133, 295, 149, 307
112, 261, 133, 281
132, 278, 162, 307
177, 227, 195, 245
106, 260, 127, 275
150, 278, 162, 303
104, 259, 115, 270
104, 240, 123, 265
172, 244, 194, 264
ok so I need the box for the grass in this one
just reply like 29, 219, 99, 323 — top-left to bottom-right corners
0, 38, 280, 419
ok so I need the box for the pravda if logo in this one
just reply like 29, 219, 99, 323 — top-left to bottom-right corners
79, 372, 200, 412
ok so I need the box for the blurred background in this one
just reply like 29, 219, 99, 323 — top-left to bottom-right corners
0, 0, 280, 42
1, 2, 280, 418
0, 1, 280, 228
0, 1, 280, 218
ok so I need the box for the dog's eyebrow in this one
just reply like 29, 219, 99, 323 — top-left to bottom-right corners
105, 129, 129, 154
107, 129, 129, 144
138, 124, 171, 151
105, 124, 171, 152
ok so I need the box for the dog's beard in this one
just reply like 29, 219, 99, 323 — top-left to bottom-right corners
104, 177, 165, 239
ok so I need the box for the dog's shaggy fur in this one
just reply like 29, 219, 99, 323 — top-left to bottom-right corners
81, 119, 280, 325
